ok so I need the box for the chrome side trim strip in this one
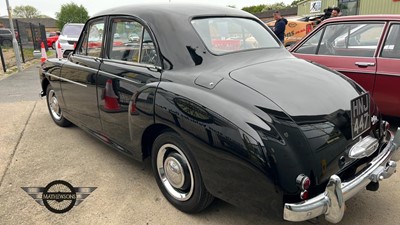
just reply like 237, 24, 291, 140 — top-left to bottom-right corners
97, 70, 143, 85
44, 72, 88, 88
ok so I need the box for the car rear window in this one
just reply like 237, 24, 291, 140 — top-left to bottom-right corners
191, 17, 279, 55
62, 24, 84, 38
0, 29, 11, 34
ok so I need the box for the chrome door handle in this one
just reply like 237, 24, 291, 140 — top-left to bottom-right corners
355, 62, 375, 67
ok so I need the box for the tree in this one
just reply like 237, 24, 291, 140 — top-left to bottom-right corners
242, 2, 288, 14
262, 2, 287, 11
290, 0, 303, 6
56, 3, 89, 30
242, 4, 267, 14
13, 5, 41, 18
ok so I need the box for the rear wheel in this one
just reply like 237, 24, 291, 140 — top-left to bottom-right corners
52, 42, 56, 49
46, 85, 71, 127
152, 131, 214, 213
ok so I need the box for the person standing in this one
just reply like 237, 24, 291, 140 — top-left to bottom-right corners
273, 11, 287, 43
331, 7, 341, 17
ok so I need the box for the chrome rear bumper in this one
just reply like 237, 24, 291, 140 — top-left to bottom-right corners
284, 128, 400, 223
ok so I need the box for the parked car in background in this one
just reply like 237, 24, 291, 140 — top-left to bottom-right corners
0, 28, 13, 47
39, 4, 400, 223
56, 23, 84, 57
46, 31, 60, 49
290, 15, 400, 118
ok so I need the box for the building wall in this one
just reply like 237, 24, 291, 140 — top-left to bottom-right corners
359, 0, 400, 15
297, 0, 400, 16
297, 0, 337, 16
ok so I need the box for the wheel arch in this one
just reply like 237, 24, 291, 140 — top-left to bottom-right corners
41, 77, 50, 96
141, 123, 175, 159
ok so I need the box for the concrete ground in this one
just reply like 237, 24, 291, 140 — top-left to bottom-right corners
0, 65, 399, 225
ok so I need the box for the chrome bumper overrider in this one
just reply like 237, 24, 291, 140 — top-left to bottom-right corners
284, 128, 400, 223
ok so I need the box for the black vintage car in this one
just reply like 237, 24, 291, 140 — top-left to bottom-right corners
39, 4, 400, 223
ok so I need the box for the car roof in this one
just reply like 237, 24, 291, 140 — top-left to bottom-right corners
93, 3, 254, 20
321, 14, 400, 24
91, 3, 263, 70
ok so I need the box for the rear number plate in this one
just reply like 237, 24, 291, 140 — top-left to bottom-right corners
351, 93, 371, 139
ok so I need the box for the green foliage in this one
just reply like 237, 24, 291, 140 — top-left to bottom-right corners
262, 2, 287, 11
13, 5, 40, 18
55, 3, 89, 30
290, 0, 304, 6
241, 1, 300, 14
242, 4, 267, 13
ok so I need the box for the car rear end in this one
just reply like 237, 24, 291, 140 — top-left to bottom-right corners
58, 23, 84, 57
283, 119, 400, 223
228, 54, 400, 223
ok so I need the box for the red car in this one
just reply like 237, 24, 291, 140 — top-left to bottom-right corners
46, 31, 60, 49
290, 15, 400, 117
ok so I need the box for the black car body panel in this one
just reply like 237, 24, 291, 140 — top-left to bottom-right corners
39, 3, 400, 223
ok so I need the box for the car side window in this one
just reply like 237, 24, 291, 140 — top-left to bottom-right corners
296, 23, 384, 57
109, 19, 157, 65
78, 20, 105, 57
295, 28, 324, 54
381, 24, 400, 59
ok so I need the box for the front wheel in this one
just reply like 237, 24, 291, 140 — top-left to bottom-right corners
46, 85, 71, 127
152, 131, 214, 213
52, 42, 56, 49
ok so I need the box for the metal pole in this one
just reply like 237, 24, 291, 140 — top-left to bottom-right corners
0, 45, 6, 72
15, 19, 25, 63
5, 0, 23, 72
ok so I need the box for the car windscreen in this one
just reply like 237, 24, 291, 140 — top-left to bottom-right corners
191, 17, 280, 55
62, 25, 84, 38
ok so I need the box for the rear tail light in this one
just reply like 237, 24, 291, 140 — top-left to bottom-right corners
296, 174, 311, 191
300, 190, 309, 200
296, 174, 311, 200
306, 24, 312, 34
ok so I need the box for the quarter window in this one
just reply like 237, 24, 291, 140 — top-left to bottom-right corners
78, 20, 105, 57
109, 19, 157, 65
381, 24, 400, 59
295, 23, 384, 57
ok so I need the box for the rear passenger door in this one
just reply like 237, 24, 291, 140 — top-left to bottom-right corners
61, 18, 105, 132
292, 22, 385, 93
375, 23, 400, 116
97, 17, 161, 158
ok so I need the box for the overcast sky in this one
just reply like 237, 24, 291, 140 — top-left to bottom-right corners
1, 0, 295, 18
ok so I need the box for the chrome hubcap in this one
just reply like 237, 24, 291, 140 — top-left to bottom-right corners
164, 157, 185, 189
157, 144, 194, 201
48, 90, 62, 120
